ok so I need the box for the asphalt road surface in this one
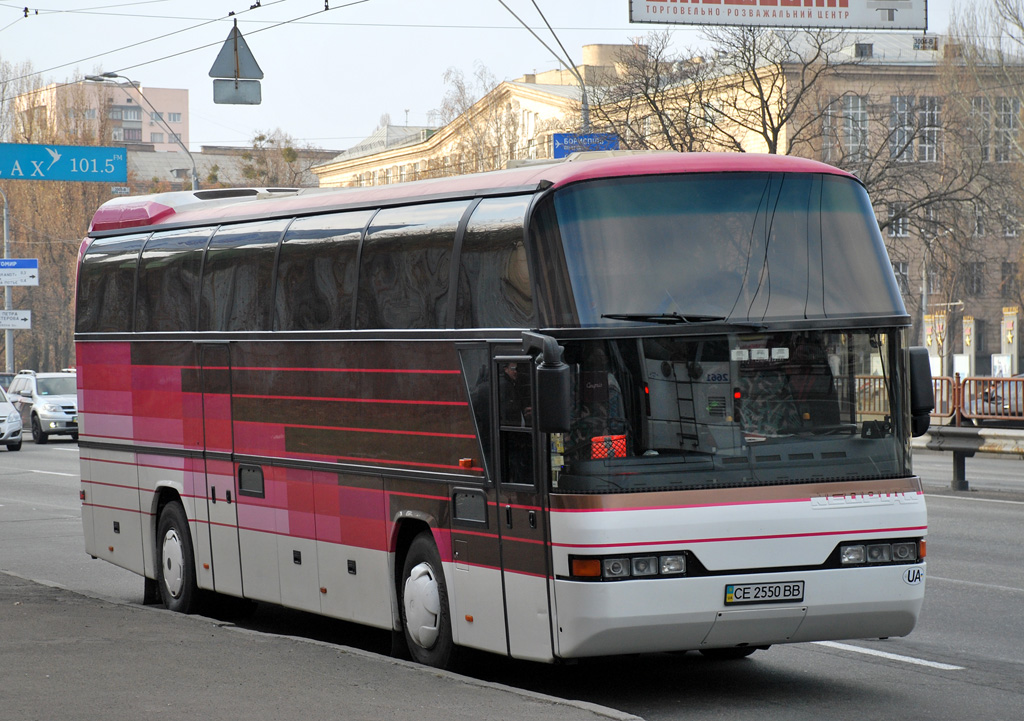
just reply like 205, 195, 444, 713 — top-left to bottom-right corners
1, 442, 1021, 720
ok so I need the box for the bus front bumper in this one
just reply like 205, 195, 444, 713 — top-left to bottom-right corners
552, 563, 926, 658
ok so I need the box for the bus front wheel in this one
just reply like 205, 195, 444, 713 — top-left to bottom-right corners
157, 501, 200, 614
400, 531, 456, 669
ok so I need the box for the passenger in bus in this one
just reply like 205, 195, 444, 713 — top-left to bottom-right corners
499, 362, 531, 426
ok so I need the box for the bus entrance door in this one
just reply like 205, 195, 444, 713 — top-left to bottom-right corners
495, 356, 554, 662
199, 343, 243, 597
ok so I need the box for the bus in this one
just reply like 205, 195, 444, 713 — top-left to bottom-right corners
76, 152, 934, 668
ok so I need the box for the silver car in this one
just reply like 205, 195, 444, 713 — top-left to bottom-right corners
7, 370, 78, 443
0, 384, 23, 451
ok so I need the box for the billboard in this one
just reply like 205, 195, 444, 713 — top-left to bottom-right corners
0, 143, 127, 183
629, 0, 928, 31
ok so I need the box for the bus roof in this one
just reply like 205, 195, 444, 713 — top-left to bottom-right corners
88, 152, 857, 235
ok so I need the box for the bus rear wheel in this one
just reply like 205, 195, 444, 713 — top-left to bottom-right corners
157, 501, 200, 614
400, 531, 456, 669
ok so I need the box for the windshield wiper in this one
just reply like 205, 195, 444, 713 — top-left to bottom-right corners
601, 312, 727, 325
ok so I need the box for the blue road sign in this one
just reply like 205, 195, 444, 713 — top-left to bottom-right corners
0, 258, 39, 287
552, 133, 620, 159
0, 143, 127, 183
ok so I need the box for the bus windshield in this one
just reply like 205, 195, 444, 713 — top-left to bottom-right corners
550, 329, 910, 493
551, 172, 905, 326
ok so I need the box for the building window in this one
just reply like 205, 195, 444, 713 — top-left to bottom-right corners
888, 203, 909, 237
918, 96, 941, 162
855, 43, 874, 58
928, 269, 941, 295
168, 112, 182, 123
124, 108, 141, 121
974, 210, 986, 237
150, 111, 163, 122
108, 108, 122, 120
1001, 261, 1019, 299
124, 128, 142, 142
996, 96, 1019, 162
890, 96, 914, 162
111, 127, 124, 141
827, 95, 870, 161
892, 261, 910, 294
1003, 206, 1019, 237
971, 97, 991, 162
151, 132, 164, 144
966, 262, 985, 296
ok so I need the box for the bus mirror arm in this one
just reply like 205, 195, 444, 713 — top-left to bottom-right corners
522, 332, 572, 433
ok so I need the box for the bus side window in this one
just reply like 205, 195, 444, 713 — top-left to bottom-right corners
275, 211, 371, 331
355, 201, 468, 330
136, 228, 210, 332
199, 219, 288, 332
76, 233, 148, 333
455, 196, 533, 329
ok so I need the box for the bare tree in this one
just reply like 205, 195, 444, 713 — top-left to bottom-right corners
240, 129, 320, 187
590, 29, 850, 155
435, 63, 522, 176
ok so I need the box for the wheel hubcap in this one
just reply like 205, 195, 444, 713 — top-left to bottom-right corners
404, 562, 440, 648
161, 528, 185, 599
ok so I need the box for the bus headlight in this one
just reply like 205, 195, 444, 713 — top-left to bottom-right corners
891, 542, 918, 562
840, 545, 866, 565
867, 544, 892, 563
603, 558, 631, 578
570, 552, 689, 580
659, 555, 686, 575
840, 540, 920, 566
631, 556, 659, 577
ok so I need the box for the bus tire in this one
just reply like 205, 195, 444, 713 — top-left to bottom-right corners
400, 531, 456, 669
156, 501, 200, 614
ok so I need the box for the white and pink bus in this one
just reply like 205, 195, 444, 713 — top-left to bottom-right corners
77, 152, 933, 668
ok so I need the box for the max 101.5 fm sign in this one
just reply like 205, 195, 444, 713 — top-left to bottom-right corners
0, 143, 127, 183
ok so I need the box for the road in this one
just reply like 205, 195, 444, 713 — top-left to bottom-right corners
1, 442, 1022, 720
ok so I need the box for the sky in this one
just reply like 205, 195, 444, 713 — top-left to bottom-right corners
0, 0, 959, 154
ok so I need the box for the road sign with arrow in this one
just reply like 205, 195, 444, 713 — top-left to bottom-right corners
0, 258, 39, 286
0, 310, 31, 329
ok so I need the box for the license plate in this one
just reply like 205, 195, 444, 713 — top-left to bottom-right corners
725, 581, 804, 605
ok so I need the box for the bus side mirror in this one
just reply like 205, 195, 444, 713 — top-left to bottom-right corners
908, 346, 934, 438
523, 331, 571, 433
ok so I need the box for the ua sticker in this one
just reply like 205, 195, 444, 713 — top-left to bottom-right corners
903, 567, 924, 585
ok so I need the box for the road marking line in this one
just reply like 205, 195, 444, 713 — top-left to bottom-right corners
812, 641, 964, 670
925, 494, 1024, 506
30, 470, 78, 477
928, 575, 1024, 594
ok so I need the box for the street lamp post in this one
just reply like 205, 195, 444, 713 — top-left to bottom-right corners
85, 72, 199, 190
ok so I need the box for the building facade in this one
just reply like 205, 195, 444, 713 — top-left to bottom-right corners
16, 81, 189, 153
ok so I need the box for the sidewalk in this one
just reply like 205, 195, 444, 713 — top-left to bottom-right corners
0, 572, 639, 721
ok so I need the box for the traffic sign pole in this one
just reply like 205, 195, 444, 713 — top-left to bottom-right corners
1, 185, 12, 374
